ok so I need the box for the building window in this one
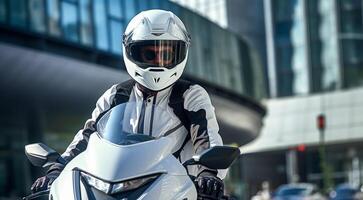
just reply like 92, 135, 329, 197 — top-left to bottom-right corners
339, 0, 363, 34
10, 0, 27, 28
150, 0, 160, 9
338, 0, 363, 88
137, 0, 150, 12
0, 0, 6, 23
342, 38, 363, 87
61, 2, 79, 42
159, 0, 171, 10
169, 1, 180, 15
80, 0, 93, 46
110, 20, 122, 53
108, 0, 123, 18
124, 0, 135, 21
272, 0, 310, 96
29, 0, 46, 33
308, 0, 340, 92
93, 0, 108, 50
47, 0, 61, 36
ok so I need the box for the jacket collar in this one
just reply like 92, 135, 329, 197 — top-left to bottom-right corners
135, 83, 172, 100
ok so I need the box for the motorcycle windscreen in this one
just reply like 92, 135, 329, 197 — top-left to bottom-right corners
96, 102, 175, 145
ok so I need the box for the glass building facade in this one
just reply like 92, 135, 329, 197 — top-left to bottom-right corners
271, 0, 309, 96
170, 0, 228, 28
251, 0, 363, 197
0, 0, 180, 52
338, 0, 363, 88
266, 0, 363, 97
0, 0, 266, 99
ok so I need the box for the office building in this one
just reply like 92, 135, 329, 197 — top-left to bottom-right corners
241, 0, 363, 198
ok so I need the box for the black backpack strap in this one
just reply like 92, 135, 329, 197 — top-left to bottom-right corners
112, 79, 136, 105
94, 79, 136, 123
168, 79, 193, 159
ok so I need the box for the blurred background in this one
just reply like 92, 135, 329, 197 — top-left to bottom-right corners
0, 0, 362, 199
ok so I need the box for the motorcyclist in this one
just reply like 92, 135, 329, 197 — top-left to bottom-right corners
31, 9, 226, 199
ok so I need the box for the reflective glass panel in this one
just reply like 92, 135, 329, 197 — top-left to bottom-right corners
108, 0, 122, 18
124, 0, 135, 20
0, 0, 6, 23
339, 0, 363, 33
291, 0, 309, 95
272, 0, 311, 96
150, 0, 160, 9
47, 0, 61, 36
338, 0, 363, 88
137, 0, 150, 12
159, 0, 171, 10
311, 0, 339, 92
29, 0, 46, 32
169, 2, 180, 15
273, 0, 296, 79
10, 0, 27, 27
61, 2, 79, 42
342, 38, 363, 88
110, 20, 123, 53
80, 0, 93, 46
94, 0, 109, 50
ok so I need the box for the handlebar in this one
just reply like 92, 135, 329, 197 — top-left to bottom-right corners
22, 189, 50, 200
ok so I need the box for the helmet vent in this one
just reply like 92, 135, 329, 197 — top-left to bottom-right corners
170, 72, 177, 77
151, 33, 164, 36
154, 77, 160, 83
135, 72, 142, 77
149, 68, 165, 72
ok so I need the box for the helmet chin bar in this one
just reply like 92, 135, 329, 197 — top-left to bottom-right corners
136, 81, 174, 94
133, 65, 183, 91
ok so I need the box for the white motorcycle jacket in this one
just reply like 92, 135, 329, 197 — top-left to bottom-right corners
60, 79, 226, 179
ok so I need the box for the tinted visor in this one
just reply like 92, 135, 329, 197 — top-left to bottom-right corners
125, 40, 187, 69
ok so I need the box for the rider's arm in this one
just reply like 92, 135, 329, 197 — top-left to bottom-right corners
183, 84, 227, 179
61, 84, 120, 162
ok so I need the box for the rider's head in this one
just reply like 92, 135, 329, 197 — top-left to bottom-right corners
123, 9, 191, 91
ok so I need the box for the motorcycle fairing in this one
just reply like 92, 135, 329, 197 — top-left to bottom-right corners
50, 133, 197, 199
65, 133, 187, 180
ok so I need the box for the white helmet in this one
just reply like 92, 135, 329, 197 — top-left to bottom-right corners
122, 9, 191, 91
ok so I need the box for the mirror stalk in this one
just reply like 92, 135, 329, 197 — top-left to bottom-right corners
182, 158, 197, 168
182, 146, 240, 170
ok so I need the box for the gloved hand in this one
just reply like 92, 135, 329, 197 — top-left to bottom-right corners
31, 169, 61, 193
194, 171, 224, 200
31, 162, 65, 193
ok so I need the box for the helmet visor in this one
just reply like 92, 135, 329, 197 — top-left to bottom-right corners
125, 40, 187, 69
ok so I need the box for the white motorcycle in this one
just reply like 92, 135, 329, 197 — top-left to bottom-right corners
23, 102, 240, 200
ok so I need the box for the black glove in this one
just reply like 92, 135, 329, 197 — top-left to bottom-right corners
31, 163, 64, 193
195, 171, 224, 200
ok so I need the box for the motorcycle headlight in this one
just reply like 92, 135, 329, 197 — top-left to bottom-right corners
81, 172, 111, 193
81, 172, 159, 194
110, 174, 159, 194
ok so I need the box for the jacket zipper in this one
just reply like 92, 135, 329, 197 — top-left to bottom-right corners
149, 93, 157, 136
137, 99, 146, 134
